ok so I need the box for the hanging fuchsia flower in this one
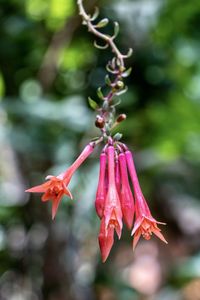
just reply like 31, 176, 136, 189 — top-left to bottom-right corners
119, 153, 135, 229
26, 1, 168, 263
95, 152, 107, 219
26, 143, 94, 219
125, 150, 168, 249
26, 174, 72, 220
103, 146, 123, 240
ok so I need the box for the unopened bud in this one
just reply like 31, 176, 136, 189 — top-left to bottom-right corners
115, 81, 124, 89
95, 116, 105, 128
116, 114, 127, 123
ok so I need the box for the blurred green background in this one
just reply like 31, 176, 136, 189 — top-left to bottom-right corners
0, 0, 200, 299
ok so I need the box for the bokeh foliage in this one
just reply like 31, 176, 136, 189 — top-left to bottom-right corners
0, 0, 200, 299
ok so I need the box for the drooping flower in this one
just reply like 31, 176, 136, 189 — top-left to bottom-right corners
26, 143, 94, 219
125, 150, 167, 249
103, 146, 123, 239
118, 153, 135, 229
98, 217, 114, 263
26, 174, 72, 220
95, 152, 107, 219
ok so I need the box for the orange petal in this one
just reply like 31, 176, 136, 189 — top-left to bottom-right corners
41, 192, 50, 202
132, 230, 141, 250
131, 217, 143, 236
62, 183, 73, 199
51, 192, 63, 220
25, 182, 50, 193
115, 223, 122, 240
152, 227, 168, 244
99, 222, 114, 263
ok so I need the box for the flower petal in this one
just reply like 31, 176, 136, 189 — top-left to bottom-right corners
152, 227, 168, 244
98, 219, 114, 263
133, 230, 142, 250
51, 192, 63, 220
25, 182, 50, 193
62, 183, 73, 199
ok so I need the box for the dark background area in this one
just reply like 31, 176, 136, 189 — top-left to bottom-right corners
0, 0, 200, 299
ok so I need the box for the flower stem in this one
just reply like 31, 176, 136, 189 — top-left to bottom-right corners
77, 0, 132, 143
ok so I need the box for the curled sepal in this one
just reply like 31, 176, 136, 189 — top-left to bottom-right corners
91, 6, 99, 21
88, 97, 99, 110
123, 48, 133, 58
112, 22, 119, 39
121, 67, 132, 78
106, 63, 118, 74
95, 18, 109, 28
94, 40, 109, 50
115, 86, 128, 96
97, 87, 105, 100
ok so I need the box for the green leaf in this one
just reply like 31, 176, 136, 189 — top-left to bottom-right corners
97, 87, 104, 100
121, 67, 132, 78
88, 97, 99, 110
113, 133, 123, 141
113, 22, 119, 38
91, 7, 99, 21
96, 18, 109, 28
105, 75, 112, 86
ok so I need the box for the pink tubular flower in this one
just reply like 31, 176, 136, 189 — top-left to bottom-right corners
98, 217, 114, 263
119, 153, 135, 229
26, 143, 94, 219
125, 150, 167, 249
103, 146, 123, 239
115, 157, 121, 194
95, 152, 107, 219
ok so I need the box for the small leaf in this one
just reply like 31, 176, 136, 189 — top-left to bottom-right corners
113, 133, 123, 141
113, 22, 119, 38
105, 75, 112, 86
121, 67, 132, 78
88, 97, 99, 110
91, 7, 99, 21
94, 40, 109, 50
96, 18, 109, 28
97, 87, 105, 100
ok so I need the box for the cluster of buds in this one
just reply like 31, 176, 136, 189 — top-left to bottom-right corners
96, 144, 167, 262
